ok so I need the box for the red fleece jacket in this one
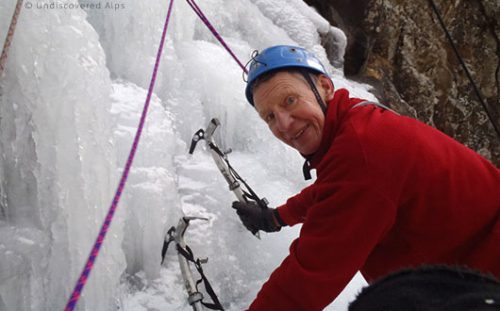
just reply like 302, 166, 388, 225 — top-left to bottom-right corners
248, 89, 500, 311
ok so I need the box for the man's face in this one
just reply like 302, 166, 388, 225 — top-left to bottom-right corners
253, 71, 333, 156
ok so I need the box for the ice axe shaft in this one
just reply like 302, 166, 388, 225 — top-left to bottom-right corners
189, 118, 269, 238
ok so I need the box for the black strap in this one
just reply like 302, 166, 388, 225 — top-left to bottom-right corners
299, 70, 327, 115
299, 70, 324, 181
194, 258, 225, 310
207, 142, 268, 210
176, 244, 225, 310
273, 209, 287, 227
302, 160, 312, 180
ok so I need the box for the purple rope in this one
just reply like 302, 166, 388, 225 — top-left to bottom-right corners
186, 0, 248, 74
63, 0, 175, 309
0, 0, 24, 77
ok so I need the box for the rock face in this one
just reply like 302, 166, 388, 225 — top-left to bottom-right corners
306, 0, 500, 165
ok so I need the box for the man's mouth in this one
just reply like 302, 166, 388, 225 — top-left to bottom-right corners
292, 125, 309, 141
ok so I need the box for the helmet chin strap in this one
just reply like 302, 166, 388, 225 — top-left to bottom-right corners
299, 70, 328, 115
298, 69, 327, 181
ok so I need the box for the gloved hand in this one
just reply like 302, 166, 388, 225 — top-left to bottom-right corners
232, 201, 286, 234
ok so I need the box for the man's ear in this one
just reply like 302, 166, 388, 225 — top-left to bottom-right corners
318, 74, 335, 101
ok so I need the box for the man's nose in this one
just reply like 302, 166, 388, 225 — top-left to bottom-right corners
275, 111, 293, 132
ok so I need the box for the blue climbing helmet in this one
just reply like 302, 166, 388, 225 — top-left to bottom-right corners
245, 45, 329, 106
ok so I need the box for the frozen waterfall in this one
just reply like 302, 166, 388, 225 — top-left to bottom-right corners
0, 0, 375, 310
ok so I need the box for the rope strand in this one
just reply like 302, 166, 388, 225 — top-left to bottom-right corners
186, 0, 247, 73
427, 0, 500, 138
0, 0, 24, 78
63, 0, 175, 309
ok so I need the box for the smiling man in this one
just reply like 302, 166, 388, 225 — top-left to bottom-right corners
252, 70, 331, 156
232, 45, 500, 311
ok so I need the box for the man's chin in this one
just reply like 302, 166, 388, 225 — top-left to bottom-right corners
295, 146, 313, 156
294, 143, 321, 157
284, 141, 315, 155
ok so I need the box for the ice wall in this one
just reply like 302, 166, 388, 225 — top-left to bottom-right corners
110, 81, 184, 281
0, 0, 376, 310
0, 1, 123, 309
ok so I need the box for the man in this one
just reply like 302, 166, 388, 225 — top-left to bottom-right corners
232, 45, 500, 310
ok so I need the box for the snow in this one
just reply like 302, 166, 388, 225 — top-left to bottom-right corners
0, 0, 375, 310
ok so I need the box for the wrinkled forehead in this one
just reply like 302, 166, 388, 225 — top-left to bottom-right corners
253, 71, 310, 111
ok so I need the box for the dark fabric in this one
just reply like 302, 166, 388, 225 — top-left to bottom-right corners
350, 265, 500, 311
273, 209, 287, 227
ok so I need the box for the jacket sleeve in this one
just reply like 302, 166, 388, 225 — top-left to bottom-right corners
248, 182, 396, 310
276, 184, 316, 226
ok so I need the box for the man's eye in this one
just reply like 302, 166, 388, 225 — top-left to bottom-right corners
265, 113, 275, 123
286, 96, 297, 106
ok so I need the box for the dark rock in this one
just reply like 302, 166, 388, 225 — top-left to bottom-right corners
306, 0, 500, 165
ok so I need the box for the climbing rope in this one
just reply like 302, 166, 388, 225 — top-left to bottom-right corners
186, 0, 248, 74
427, 0, 500, 139
0, 0, 24, 78
63, 0, 175, 309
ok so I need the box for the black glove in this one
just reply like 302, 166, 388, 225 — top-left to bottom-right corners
232, 201, 286, 234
